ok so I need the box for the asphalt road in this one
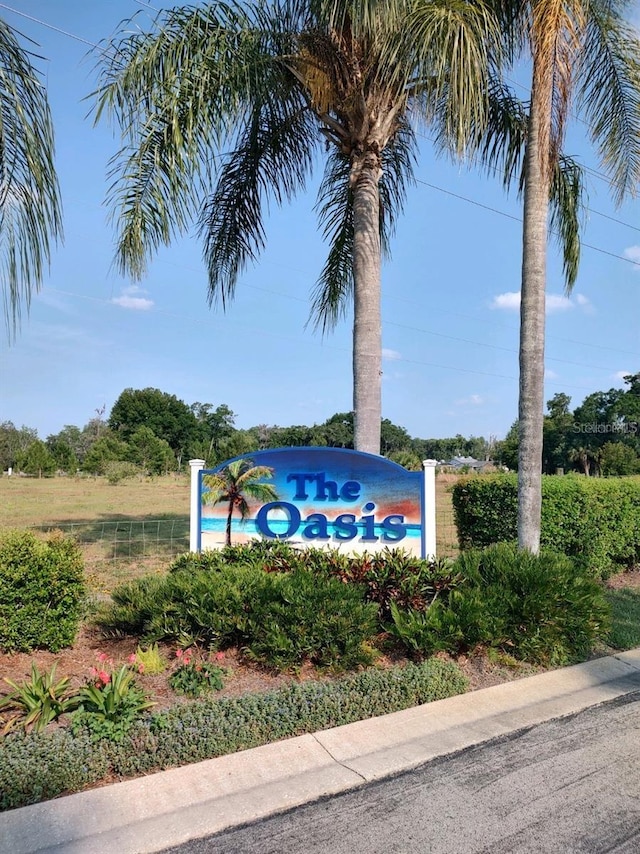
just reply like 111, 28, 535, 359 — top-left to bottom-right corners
160, 691, 640, 854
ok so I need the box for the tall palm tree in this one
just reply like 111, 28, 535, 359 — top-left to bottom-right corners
202, 459, 278, 546
93, 0, 500, 454
0, 19, 62, 338
482, 0, 640, 551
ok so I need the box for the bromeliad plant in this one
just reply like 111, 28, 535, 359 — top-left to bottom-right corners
0, 662, 80, 734
71, 654, 155, 742
168, 648, 226, 698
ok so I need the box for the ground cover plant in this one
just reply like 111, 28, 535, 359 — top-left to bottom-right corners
0, 657, 468, 811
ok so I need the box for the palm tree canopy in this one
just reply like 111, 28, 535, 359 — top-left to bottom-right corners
93, 0, 500, 329
203, 460, 277, 520
491, 0, 640, 204
0, 19, 62, 339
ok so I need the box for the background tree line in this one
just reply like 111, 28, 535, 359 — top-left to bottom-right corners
2, 375, 638, 479
501, 373, 640, 477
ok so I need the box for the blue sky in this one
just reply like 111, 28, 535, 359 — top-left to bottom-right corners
1, 0, 639, 443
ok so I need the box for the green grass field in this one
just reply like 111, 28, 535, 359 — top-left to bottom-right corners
0, 472, 459, 593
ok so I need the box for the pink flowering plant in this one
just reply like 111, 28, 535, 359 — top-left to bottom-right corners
71, 652, 155, 742
168, 648, 226, 698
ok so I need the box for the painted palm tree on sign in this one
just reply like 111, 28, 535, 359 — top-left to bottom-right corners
0, 19, 62, 339
202, 460, 278, 546
481, 0, 640, 551
93, 0, 500, 454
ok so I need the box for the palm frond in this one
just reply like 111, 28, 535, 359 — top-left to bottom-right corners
476, 81, 584, 291
576, 0, 640, 204
475, 81, 528, 191
93, 2, 294, 279
549, 154, 585, 292
406, 0, 502, 156
199, 83, 318, 308
311, 121, 416, 332
378, 119, 417, 250
310, 149, 354, 333
0, 19, 62, 338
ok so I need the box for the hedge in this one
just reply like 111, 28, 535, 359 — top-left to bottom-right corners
0, 658, 468, 810
0, 530, 86, 652
451, 474, 640, 577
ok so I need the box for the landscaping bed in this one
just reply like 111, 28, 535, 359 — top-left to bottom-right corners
2, 534, 638, 811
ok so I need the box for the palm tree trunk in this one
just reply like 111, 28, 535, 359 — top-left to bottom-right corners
226, 499, 234, 546
351, 150, 382, 455
518, 84, 549, 554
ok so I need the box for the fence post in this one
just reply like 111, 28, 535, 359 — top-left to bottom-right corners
189, 459, 206, 553
422, 459, 437, 559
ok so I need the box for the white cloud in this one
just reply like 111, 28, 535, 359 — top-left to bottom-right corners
491, 291, 521, 310
623, 246, 640, 270
111, 286, 154, 311
382, 348, 401, 361
545, 294, 573, 312
614, 370, 631, 381
545, 368, 558, 380
490, 291, 593, 314
456, 394, 484, 406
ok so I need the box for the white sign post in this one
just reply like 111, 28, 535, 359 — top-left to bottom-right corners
422, 459, 438, 560
189, 459, 205, 552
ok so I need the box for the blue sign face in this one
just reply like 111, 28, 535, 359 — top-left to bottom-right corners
199, 447, 425, 556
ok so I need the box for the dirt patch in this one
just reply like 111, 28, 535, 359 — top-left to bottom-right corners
605, 567, 640, 590
0, 625, 542, 715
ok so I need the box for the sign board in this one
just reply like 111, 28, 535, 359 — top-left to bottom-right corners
194, 447, 435, 558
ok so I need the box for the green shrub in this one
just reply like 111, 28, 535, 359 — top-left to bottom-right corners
453, 544, 609, 665
168, 540, 308, 575
388, 544, 609, 665
104, 461, 140, 484
169, 544, 463, 621
242, 570, 378, 671
0, 658, 467, 810
0, 530, 86, 652
97, 564, 379, 671
451, 474, 640, 577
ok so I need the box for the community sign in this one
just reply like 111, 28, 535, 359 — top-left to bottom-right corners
198, 447, 429, 558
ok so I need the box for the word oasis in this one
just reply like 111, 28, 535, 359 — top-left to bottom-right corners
194, 447, 436, 558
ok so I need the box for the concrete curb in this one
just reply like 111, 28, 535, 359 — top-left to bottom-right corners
3, 650, 640, 853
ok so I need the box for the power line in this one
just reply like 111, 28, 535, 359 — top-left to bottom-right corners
0, 3, 100, 49
416, 177, 640, 271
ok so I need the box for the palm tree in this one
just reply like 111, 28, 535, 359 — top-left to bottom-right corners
93, 0, 500, 454
202, 459, 278, 545
482, 0, 640, 551
0, 19, 62, 338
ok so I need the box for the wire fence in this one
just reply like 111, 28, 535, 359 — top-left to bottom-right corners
30, 489, 459, 591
